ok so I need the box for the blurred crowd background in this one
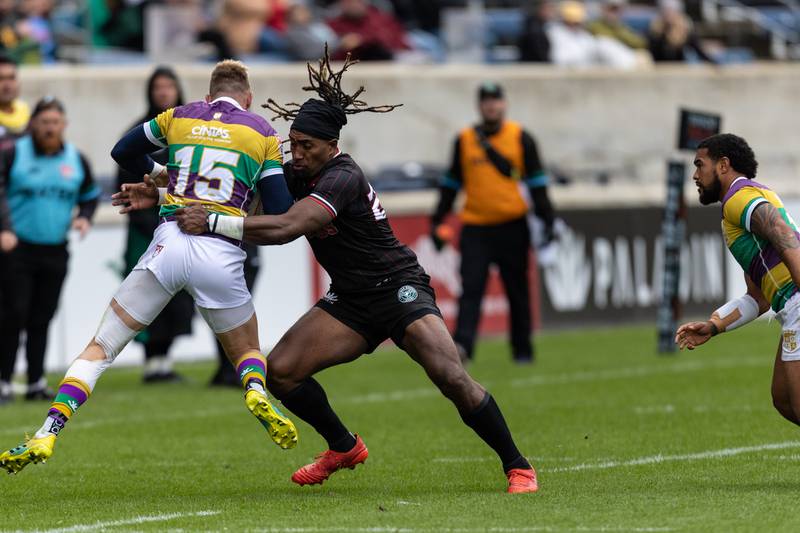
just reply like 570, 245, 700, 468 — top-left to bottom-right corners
1, 0, 799, 66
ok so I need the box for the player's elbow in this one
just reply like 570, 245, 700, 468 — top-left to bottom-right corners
110, 140, 130, 166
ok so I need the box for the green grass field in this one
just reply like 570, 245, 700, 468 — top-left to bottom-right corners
1, 321, 800, 532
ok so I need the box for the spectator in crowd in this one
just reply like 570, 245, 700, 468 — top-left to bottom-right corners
327, 0, 410, 61
91, 0, 144, 51
0, 97, 100, 403
431, 83, 556, 365
17, 0, 56, 63
284, 2, 338, 61
0, 55, 29, 149
648, 0, 714, 62
588, 0, 646, 50
548, 0, 638, 68
199, 0, 289, 61
518, 0, 555, 63
116, 66, 191, 384
546, 1, 596, 66
389, 0, 441, 34
217, 0, 269, 57
0, 0, 39, 64
265, 0, 289, 33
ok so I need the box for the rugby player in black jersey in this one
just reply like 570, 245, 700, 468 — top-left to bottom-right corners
126, 52, 538, 494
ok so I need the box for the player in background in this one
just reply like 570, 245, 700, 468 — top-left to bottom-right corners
0, 60, 298, 474
163, 51, 538, 494
676, 134, 800, 427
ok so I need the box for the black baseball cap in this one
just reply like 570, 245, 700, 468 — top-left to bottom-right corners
31, 96, 65, 118
478, 82, 504, 101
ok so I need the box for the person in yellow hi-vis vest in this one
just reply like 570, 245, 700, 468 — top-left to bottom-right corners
431, 82, 555, 364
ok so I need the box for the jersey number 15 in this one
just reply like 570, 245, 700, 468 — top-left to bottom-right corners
172, 146, 240, 203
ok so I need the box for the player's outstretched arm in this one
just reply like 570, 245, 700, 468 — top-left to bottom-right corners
676, 274, 769, 350
175, 198, 332, 245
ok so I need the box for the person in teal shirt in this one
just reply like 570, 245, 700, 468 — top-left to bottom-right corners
0, 97, 99, 403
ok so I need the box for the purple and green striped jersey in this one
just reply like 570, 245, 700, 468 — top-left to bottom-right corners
145, 97, 283, 218
722, 177, 799, 312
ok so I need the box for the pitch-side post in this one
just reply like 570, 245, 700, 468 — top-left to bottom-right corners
657, 109, 721, 353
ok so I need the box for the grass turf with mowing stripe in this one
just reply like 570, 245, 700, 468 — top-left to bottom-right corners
1, 321, 798, 532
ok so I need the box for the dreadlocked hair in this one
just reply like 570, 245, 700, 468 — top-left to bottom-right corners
263, 43, 402, 122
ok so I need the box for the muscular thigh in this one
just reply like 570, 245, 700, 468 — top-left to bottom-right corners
268, 307, 369, 382
402, 314, 461, 370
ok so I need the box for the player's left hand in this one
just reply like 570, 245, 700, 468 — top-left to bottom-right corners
675, 321, 714, 350
175, 204, 208, 235
72, 217, 91, 239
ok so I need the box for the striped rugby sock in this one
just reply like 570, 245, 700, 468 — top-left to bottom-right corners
36, 378, 91, 438
236, 351, 267, 392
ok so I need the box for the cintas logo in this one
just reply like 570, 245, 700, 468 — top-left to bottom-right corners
191, 125, 231, 139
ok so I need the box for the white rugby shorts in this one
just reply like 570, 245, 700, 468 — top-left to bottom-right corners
133, 221, 250, 310
776, 292, 800, 362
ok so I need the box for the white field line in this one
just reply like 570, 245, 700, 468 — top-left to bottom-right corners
633, 404, 766, 415
0, 355, 766, 438
11, 510, 220, 533
544, 441, 800, 473
253, 527, 673, 533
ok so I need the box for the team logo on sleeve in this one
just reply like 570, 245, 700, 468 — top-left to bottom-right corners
398, 285, 418, 304
784, 330, 798, 353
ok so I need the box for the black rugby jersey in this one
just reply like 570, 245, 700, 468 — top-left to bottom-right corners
286, 154, 428, 293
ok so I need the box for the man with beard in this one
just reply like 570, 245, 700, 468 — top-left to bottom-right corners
676, 133, 800, 428
129, 50, 539, 494
0, 97, 99, 403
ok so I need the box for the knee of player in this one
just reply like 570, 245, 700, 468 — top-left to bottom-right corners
432, 363, 471, 393
265, 355, 293, 383
94, 305, 143, 361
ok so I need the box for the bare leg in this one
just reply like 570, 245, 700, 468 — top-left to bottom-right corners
267, 307, 368, 451
401, 314, 485, 413
772, 336, 800, 426
402, 314, 531, 472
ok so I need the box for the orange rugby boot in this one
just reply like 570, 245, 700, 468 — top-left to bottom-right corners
291, 434, 368, 486
506, 467, 539, 494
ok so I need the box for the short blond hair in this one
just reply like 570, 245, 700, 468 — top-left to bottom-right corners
209, 59, 250, 96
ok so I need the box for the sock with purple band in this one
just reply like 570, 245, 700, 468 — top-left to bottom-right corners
35, 378, 91, 438
236, 352, 267, 391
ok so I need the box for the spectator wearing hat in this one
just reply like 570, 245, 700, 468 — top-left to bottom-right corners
546, 0, 598, 66
548, 0, 639, 68
431, 83, 556, 364
0, 97, 99, 403
588, 0, 647, 50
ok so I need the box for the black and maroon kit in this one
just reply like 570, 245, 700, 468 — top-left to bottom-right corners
286, 154, 441, 351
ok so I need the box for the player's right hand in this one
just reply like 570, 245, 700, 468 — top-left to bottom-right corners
675, 321, 714, 350
111, 174, 159, 214
0, 230, 17, 252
